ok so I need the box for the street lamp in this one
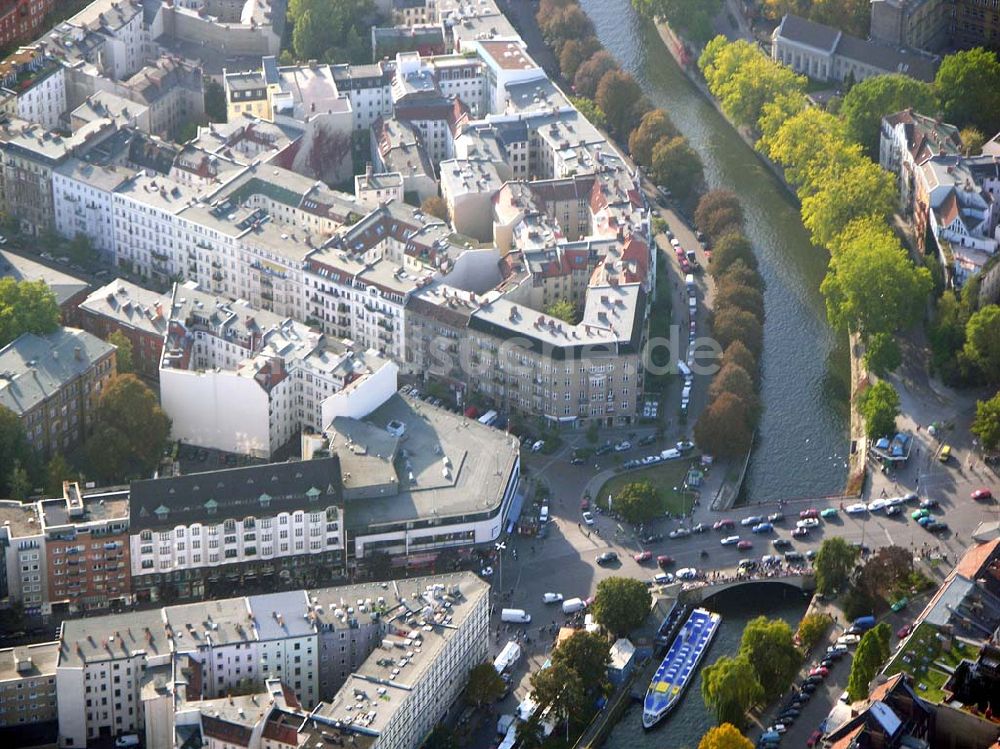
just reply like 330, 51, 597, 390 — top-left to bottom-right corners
495, 541, 506, 608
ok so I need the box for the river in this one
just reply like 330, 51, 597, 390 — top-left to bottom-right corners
577, 0, 851, 503
604, 588, 811, 749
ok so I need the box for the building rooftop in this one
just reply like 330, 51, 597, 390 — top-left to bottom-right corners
0, 499, 41, 538
164, 597, 256, 650
476, 39, 538, 71
439, 158, 504, 199
79, 279, 171, 337
0, 250, 89, 307
38, 488, 130, 529
248, 591, 314, 641
0, 327, 116, 417
326, 394, 519, 530
128, 457, 343, 533
58, 607, 166, 667
0, 641, 59, 682
70, 90, 148, 131
313, 573, 488, 734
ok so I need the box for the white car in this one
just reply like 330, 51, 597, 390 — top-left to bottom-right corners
669, 528, 691, 539
720, 535, 740, 546
886, 496, 907, 507
867, 499, 888, 512
582, 511, 595, 526
796, 518, 820, 529
676, 567, 698, 580
542, 592, 564, 604
653, 572, 674, 584
845, 502, 868, 515
614, 441, 631, 452
836, 634, 861, 647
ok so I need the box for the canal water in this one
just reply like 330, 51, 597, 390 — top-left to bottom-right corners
578, 0, 851, 503
603, 588, 811, 749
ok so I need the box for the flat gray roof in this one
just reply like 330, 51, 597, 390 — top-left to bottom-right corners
59, 607, 166, 668
0, 641, 59, 682
0, 500, 41, 538
0, 250, 89, 307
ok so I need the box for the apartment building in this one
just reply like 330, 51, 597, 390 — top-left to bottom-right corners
0, 46, 67, 130
0, 500, 46, 617
39, 482, 131, 616
0, 249, 90, 324
952, 0, 1000, 49
0, 0, 54, 47
371, 116, 438, 201
0, 327, 116, 459
77, 279, 171, 380
63, 0, 148, 81
159, 282, 397, 457
870, 0, 951, 51
330, 62, 393, 131
354, 165, 404, 210
127, 457, 346, 603
55, 573, 487, 749
0, 641, 59, 744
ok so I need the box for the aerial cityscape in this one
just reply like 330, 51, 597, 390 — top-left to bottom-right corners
0, 0, 997, 748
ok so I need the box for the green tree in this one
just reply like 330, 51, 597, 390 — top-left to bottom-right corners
574, 51, 619, 99
545, 298, 578, 325
423, 726, 456, 749
960, 126, 986, 156
714, 278, 764, 321
107, 330, 134, 375
821, 238, 932, 338
840, 74, 936, 156
694, 392, 753, 458
863, 332, 902, 376
612, 481, 660, 524
595, 70, 643, 137
935, 48, 1000, 135
698, 723, 754, 749
701, 655, 763, 728
797, 613, 833, 650
739, 617, 801, 698
801, 159, 896, 248
0, 405, 31, 497
651, 136, 704, 201
857, 380, 901, 439
45, 453, 72, 497
592, 576, 651, 636
765, 108, 860, 196
717, 54, 806, 129
815, 537, 858, 594
628, 109, 679, 167
847, 623, 892, 700
204, 78, 227, 122
570, 96, 607, 130
700, 38, 760, 98
515, 716, 545, 749
971, 392, 1000, 451
551, 630, 611, 688
695, 190, 744, 241
963, 305, 1000, 380
420, 196, 448, 221
0, 278, 60, 347
538, 3, 594, 52
709, 233, 757, 278
530, 662, 586, 731
466, 663, 506, 706
635, 0, 722, 42
857, 546, 912, 604
757, 91, 808, 152
559, 37, 602, 81
85, 375, 171, 480
7, 459, 30, 500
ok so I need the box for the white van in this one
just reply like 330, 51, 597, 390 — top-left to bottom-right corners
685, 273, 695, 289
501, 608, 531, 624
677, 361, 692, 377
478, 410, 498, 426
115, 736, 139, 749
531, 440, 545, 453
561, 597, 586, 614
681, 386, 691, 400
539, 505, 549, 524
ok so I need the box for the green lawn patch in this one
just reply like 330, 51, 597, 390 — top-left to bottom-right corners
597, 460, 697, 517
884, 622, 979, 702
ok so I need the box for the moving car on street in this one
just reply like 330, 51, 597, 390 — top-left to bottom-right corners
596, 551, 619, 565
721, 535, 740, 546
542, 592, 564, 603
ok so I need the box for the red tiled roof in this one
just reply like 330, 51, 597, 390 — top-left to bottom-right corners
956, 538, 1000, 579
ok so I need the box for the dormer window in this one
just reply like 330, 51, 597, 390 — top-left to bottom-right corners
306, 487, 321, 502
259, 493, 272, 509
154, 505, 169, 521
204, 498, 218, 516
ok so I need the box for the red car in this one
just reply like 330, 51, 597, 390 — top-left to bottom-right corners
972, 488, 993, 501
580, 498, 590, 511
809, 666, 829, 678
634, 551, 653, 563
736, 540, 753, 551
807, 730, 823, 747
713, 519, 735, 530
799, 508, 820, 519
897, 623, 914, 639
657, 555, 675, 568
792, 527, 810, 538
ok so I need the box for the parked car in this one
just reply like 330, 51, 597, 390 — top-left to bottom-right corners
614, 441, 632, 452
668, 528, 691, 539
773, 539, 792, 549
809, 666, 829, 678
799, 508, 820, 519
633, 551, 653, 563
897, 623, 914, 639
792, 527, 810, 538
912, 508, 930, 521
845, 502, 868, 515
596, 551, 619, 565
751, 522, 773, 534
796, 518, 820, 529
676, 567, 698, 580
919, 498, 939, 509
582, 511, 595, 526
925, 520, 948, 533
580, 498, 590, 511
820, 508, 838, 519
807, 730, 823, 747
691, 523, 708, 533
767, 512, 785, 523
836, 634, 860, 646
972, 488, 993, 501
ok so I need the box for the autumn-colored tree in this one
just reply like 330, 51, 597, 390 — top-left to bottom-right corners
694, 392, 753, 458
651, 136, 704, 200
698, 724, 754, 749
420, 196, 448, 221
709, 233, 757, 278
573, 51, 619, 98
708, 363, 760, 422
628, 109, 678, 166
721, 341, 758, 384
595, 70, 644, 137
712, 308, 763, 359
714, 278, 764, 321
695, 190, 744, 241
559, 37, 602, 81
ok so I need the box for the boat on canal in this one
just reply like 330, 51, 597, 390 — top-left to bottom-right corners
642, 607, 721, 729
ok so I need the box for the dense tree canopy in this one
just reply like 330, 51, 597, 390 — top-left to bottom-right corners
714, 278, 765, 321
628, 109, 679, 167
559, 37, 602, 81
85, 375, 171, 480
0, 406, 33, 497
721, 341, 758, 384
708, 363, 760, 420
847, 623, 892, 700
695, 190, 744, 242
971, 392, 1000, 451
634, 0, 722, 42
551, 630, 611, 688
0, 278, 60, 348
574, 51, 619, 99
466, 663, 506, 706
701, 655, 762, 728
611, 481, 661, 524
571, 96, 607, 130
107, 331, 134, 374
592, 577, 651, 636
288, 0, 376, 64
420, 196, 447, 221
651, 136, 704, 199
709, 233, 757, 278
530, 662, 586, 729
963, 306, 1000, 381
815, 537, 858, 595
863, 332, 902, 376
595, 70, 644, 137
801, 159, 896, 248
739, 617, 801, 698
840, 74, 936, 156
712, 308, 763, 359
694, 391, 753, 458
797, 613, 833, 650
698, 724, 754, 749
856, 380, 901, 439
935, 48, 1000, 136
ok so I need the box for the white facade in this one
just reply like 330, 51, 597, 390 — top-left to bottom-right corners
14, 66, 67, 130
52, 161, 126, 261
